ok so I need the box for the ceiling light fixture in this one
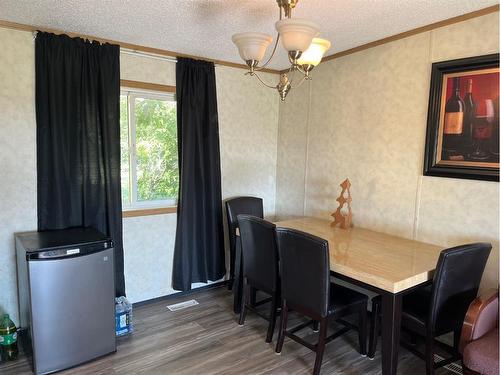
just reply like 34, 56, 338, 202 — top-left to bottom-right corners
232, 0, 331, 101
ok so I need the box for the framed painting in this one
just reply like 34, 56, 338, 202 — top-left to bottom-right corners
424, 53, 499, 181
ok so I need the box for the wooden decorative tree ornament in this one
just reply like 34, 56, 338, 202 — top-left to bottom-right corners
331, 178, 353, 229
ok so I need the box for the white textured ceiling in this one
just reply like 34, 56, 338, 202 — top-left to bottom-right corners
0, 0, 497, 69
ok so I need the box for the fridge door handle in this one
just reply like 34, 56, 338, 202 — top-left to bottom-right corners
27, 241, 113, 260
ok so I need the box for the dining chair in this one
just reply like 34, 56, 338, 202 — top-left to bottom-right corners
367, 243, 491, 375
275, 228, 368, 375
225, 197, 264, 290
237, 215, 280, 343
225, 197, 264, 314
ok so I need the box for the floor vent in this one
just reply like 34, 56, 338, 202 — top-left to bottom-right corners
166, 299, 199, 311
434, 354, 463, 375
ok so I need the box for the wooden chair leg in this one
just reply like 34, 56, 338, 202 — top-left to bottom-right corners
266, 293, 279, 343
312, 320, 319, 332
228, 244, 235, 291
453, 327, 461, 353
313, 318, 328, 375
275, 302, 288, 353
409, 332, 418, 345
238, 279, 249, 326
425, 334, 435, 375
368, 298, 380, 358
358, 302, 367, 356
250, 286, 257, 307
462, 365, 481, 375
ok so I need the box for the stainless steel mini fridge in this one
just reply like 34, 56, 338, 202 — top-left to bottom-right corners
16, 227, 116, 375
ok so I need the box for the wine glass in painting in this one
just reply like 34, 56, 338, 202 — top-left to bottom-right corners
470, 99, 494, 160
489, 96, 499, 161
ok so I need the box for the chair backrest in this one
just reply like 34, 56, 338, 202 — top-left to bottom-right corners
225, 197, 264, 254
275, 228, 330, 318
429, 242, 492, 334
238, 215, 279, 292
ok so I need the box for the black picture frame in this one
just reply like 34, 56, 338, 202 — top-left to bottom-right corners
423, 53, 499, 182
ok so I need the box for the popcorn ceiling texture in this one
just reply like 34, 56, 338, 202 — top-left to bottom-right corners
0, 0, 497, 69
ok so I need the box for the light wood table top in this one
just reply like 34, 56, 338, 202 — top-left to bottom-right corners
274, 217, 443, 294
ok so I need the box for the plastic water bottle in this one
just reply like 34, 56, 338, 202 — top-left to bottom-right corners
0, 314, 18, 361
115, 297, 133, 336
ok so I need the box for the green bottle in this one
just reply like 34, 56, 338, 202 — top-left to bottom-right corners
0, 314, 18, 361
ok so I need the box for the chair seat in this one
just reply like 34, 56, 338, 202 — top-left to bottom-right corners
401, 285, 432, 333
329, 284, 368, 314
463, 328, 499, 375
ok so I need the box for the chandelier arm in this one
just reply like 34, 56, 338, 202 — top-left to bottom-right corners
295, 64, 308, 76
293, 74, 309, 89
248, 71, 278, 89
254, 6, 282, 71
286, 66, 307, 88
254, 34, 280, 71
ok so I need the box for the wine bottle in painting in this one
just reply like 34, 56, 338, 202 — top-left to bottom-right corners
442, 77, 464, 159
462, 79, 476, 153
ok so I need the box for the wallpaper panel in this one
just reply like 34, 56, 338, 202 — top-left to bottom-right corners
122, 214, 177, 302
216, 66, 279, 218
275, 80, 310, 219
304, 32, 431, 238
431, 12, 500, 62
0, 28, 37, 324
417, 176, 499, 291
120, 52, 176, 86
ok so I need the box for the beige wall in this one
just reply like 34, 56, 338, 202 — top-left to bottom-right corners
0, 29, 280, 323
1, 11, 498, 326
276, 12, 499, 291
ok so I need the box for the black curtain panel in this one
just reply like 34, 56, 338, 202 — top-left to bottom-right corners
35, 32, 125, 296
172, 58, 226, 291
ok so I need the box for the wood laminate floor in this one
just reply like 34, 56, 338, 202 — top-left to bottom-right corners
0, 286, 458, 374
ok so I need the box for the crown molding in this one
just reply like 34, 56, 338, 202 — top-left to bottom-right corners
279, 5, 500, 74
1, 4, 497, 76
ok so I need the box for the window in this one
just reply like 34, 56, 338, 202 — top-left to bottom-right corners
120, 90, 178, 210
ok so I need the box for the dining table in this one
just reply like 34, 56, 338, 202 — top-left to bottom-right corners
233, 216, 444, 375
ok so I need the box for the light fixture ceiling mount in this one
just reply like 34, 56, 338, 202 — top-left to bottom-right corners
232, 0, 331, 101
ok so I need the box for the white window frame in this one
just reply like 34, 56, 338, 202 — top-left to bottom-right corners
121, 89, 178, 211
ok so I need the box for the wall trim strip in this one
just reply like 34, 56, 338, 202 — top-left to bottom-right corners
123, 207, 177, 218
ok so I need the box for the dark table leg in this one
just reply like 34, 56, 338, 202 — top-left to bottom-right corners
232, 237, 243, 314
381, 292, 403, 375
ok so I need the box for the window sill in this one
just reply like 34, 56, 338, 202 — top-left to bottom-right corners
122, 206, 177, 218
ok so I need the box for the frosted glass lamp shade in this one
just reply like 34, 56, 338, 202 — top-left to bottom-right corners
231, 32, 273, 63
275, 18, 320, 52
297, 38, 331, 66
